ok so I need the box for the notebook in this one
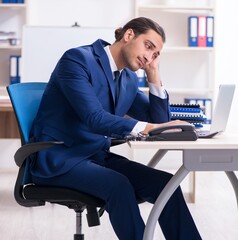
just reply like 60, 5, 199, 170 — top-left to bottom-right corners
197, 84, 236, 138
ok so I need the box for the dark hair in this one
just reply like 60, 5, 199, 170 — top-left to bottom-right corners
114, 17, 166, 43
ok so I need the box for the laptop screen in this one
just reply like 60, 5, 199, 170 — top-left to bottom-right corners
210, 84, 236, 133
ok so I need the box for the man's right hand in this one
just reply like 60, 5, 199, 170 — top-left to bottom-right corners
142, 120, 192, 135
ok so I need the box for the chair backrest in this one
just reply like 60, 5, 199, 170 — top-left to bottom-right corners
7, 82, 47, 145
7, 82, 47, 207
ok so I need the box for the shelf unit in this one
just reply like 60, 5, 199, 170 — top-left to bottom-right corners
135, 0, 216, 103
0, 1, 28, 89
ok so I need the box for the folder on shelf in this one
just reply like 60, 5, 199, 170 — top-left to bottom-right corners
10, 56, 17, 84
203, 98, 212, 124
136, 69, 147, 87
188, 16, 198, 47
206, 16, 214, 47
198, 16, 206, 47
10, 55, 21, 84
18, 55, 22, 82
2, 0, 17, 3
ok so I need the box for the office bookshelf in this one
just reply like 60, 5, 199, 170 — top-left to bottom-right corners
135, 0, 216, 103
0, 1, 28, 90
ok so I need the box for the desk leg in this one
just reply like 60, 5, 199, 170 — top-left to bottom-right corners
147, 150, 196, 203
143, 165, 189, 240
147, 149, 168, 168
188, 171, 196, 203
225, 171, 238, 208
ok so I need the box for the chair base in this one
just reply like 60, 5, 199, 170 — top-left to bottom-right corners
74, 233, 84, 240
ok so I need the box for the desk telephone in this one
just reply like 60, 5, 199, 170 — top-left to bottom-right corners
147, 124, 198, 141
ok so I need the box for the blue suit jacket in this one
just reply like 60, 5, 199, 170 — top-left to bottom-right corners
30, 39, 171, 178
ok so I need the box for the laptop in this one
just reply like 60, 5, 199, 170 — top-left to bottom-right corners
197, 84, 236, 138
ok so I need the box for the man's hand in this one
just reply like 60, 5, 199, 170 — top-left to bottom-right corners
142, 120, 192, 135
143, 56, 162, 86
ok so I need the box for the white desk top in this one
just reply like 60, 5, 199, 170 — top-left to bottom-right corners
128, 133, 238, 150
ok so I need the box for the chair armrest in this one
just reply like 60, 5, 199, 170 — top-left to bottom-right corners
14, 141, 64, 167
111, 139, 126, 147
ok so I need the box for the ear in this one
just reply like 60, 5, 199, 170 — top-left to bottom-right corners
124, 28, 135, 42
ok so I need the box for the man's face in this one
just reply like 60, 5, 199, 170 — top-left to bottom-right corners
121, 29, 164, 71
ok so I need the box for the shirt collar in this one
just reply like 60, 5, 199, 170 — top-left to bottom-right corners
104, 45, 122, 74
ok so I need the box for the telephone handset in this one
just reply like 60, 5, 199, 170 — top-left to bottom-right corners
147, 124, 198, 141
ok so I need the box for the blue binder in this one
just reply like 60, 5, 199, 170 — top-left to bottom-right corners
2, 0, 18, 3
206, 16, 214, 47
136, 69, 147, 87
188, 16, 198, 47
10, 55, 21, 84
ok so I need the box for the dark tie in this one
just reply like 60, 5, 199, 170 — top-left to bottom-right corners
114, 70, 121, 105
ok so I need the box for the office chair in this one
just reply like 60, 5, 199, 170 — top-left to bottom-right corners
7, 82, 106, 240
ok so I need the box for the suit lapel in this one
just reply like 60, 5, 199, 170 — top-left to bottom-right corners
92, 40, 116, 106
92, 40, 130, 114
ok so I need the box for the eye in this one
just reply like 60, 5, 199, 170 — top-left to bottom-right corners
145, 42, 152, 49
152, 52, 159, 59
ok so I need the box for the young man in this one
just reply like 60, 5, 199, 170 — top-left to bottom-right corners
30, 17, 202, 239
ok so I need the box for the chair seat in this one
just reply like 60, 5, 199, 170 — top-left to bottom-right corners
23, 185, 105, 209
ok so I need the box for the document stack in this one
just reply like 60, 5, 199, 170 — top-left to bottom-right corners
188, 16, 214, 47
170, 103, 206, 128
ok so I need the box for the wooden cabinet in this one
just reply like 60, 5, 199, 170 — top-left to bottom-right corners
0, 104, 20, 138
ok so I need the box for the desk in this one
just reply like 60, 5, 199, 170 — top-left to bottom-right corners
128, 134, 238, 240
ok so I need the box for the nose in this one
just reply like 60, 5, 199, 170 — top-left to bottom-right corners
144, 52, 154, 64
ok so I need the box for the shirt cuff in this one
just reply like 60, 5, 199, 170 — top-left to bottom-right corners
148, 82, 167, 99
130, 121, 147, 136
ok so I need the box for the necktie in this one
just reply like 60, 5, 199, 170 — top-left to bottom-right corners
114, 71, 121, 105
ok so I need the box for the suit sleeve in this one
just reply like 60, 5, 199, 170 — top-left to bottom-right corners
127, 89, 171, 124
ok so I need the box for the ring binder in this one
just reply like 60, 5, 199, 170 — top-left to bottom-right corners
188, 16, 198, 47
198, 16, 206, 47
170, 103, 206, 128
9, 55, 21, 84
206, 16, 214, 47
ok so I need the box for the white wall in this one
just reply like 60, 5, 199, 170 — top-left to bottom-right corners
28, 0, 134, 28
